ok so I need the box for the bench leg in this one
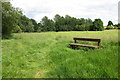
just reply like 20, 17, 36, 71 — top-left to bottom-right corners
73, 45, 75, 49
71, 45, 78, 49
72, 45, 74, 49
70, 45, 74, 49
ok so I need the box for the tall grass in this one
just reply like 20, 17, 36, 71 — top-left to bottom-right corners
2, 30, 119, 78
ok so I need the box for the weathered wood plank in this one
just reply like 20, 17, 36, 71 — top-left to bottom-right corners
69, 43, 99, 48
70, 38, 101, 49
74, 38, 101, 42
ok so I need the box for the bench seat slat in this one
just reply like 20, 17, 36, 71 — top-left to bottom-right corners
70, 43, 99, 48
74, 38, 100, 42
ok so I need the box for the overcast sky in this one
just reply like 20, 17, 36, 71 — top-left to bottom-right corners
11, 0, 119, 26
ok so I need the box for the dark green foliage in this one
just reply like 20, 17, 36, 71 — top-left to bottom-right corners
2, 2, 19, 39
74, 24, 91, 31
2, 1, 106, 39
25, 20, 34, 32
92, 19, 104, 31
107, 21, 113, 26
113, 24, 119, 29
2, 2, 36, 39
37, 23, 42, 32
54, 14, 65, 31
53, 14, 94, 31
30, 19, 38, 32
41, 16, 55, 32
118, 23, 120, 29
12, 25, 22, 33
79, 18, 86, 25
19, 15, 34, 32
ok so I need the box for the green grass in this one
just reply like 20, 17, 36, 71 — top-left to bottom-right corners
2, 30, 119, 78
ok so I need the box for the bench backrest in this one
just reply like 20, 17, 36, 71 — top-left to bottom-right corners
73, 38, 101, 46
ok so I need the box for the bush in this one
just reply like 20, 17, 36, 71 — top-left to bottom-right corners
106, 26, 114, 30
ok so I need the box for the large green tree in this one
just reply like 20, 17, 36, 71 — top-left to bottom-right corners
41, 16, 55, 31
2, 2, 20, 39
54, 14, 64, 31
37, 23, 42, 32
107, 21, 113, 26
31, 19, 38, 32
92, 19, 104, 31
18, 15, 34, 32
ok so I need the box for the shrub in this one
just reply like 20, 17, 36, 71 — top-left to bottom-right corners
106, 26, 114, 30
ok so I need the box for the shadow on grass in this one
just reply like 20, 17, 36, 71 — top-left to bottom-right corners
69, 46, 96, 51
67, 43, 98, 51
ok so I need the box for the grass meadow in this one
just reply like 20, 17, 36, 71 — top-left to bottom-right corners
2, 30, 119, 78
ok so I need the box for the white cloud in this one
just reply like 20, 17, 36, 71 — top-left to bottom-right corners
11, 0, 119, 25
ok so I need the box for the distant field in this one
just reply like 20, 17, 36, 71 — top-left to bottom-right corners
2, 30, 119, 78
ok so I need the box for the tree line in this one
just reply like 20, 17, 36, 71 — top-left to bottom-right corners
2, 2, 119, 39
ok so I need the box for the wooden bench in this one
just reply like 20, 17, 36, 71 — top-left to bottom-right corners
69, 38, 101, 49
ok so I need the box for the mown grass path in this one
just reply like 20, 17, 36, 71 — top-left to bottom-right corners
2, 30, 119, 78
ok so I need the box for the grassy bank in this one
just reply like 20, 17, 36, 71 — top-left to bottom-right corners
2, 30, 119, 78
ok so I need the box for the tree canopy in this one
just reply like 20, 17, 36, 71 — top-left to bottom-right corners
2, 2, 19, 38
2, 1, 113, 39
107, 21, 113, 26
92, 19, 104, 31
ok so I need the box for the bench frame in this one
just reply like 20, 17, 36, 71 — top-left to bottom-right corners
70, 38, 101, 49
